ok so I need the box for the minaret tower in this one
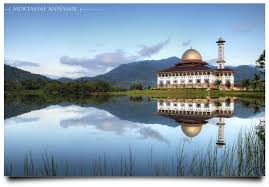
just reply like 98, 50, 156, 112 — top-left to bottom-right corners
216, 117, 225, 148
216, 37, 226, 69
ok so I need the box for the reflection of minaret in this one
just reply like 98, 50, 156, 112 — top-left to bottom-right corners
216, 117, 225, 148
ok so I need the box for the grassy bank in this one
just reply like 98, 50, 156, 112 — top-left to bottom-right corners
108, 89, 265, 99
5, 126, 265, 177
5, 87, 265, 99
4, 89, 265, 103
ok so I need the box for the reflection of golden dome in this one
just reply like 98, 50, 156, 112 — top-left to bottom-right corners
181, 124, 202, 138
217, 144, 225, 148
181, 49, 202, 61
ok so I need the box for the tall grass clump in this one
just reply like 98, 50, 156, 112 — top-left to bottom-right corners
5, 126, 265, 177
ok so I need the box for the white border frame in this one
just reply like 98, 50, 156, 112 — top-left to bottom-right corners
0, 0, 268, 186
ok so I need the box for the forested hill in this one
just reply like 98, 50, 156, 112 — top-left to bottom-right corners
80, 57, 180, 87
4, 64, 49, 81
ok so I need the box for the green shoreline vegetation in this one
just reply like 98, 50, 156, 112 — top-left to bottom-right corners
4, 79, 265, 99
5, 125, 265, 177
4, 92, 264, 120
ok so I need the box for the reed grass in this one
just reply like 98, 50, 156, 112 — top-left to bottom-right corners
5, 127, 265, 177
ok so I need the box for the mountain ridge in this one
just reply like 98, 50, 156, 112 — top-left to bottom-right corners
5, 57, 263, 87
4, 64, 50, 81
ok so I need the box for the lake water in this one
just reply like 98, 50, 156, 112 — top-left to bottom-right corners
4, 96, 265, 176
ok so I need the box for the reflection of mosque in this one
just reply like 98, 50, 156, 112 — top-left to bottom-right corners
157, 98, 234, 148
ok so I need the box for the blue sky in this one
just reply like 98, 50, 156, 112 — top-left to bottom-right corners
4, 4, 265, 78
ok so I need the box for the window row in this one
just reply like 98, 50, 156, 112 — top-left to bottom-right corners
159, 102, 210, 108
160, 79, 210, 84
216, 73, 233, 76
159, 102, 231, 108
159, 72, 233, 77
159, 71, 211, 77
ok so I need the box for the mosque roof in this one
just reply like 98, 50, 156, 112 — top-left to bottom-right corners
158, 64, 212, 73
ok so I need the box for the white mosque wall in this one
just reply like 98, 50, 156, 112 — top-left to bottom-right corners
157, 74, 215, 84
157, 73, 234, 88
215, 73, 234, 85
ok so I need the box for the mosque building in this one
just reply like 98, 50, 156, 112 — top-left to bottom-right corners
157, 37, 235, 89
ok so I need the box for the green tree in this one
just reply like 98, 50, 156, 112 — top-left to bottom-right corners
21, 79, 48, 90
256, 50, 265, 72
214, 80, 222, 89
43, 80, 114, 97
252, 73, 261, 91
241, 79, 251, 91
130, 83, 143, 90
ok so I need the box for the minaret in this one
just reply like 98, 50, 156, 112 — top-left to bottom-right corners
216, 37, 226, 69
216, 117, 225, 148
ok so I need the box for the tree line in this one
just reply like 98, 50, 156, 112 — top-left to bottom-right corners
4, 79, 126, 97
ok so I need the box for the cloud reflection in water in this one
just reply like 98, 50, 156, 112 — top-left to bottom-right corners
60, 107, 170, 144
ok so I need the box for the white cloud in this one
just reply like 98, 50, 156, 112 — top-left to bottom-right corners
5, 59, 40, 67
232, 19, 261, 33
181, 40, 191, 47
60, 50, 138, 77
60, 39, 170, 77
137, 39, 170, 57
6, 39, 171, 78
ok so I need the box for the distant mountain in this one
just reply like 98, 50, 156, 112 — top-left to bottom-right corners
4, 64, 49, 81
206, 64, 264, 83
227, 65, 264, 83
81, 57, 180, 87
57, 77, 74, 83
86, 57, 264, 87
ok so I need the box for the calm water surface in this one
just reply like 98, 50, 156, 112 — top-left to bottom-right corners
4, 96, 265, 176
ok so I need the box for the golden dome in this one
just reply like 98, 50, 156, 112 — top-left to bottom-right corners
181, 124, 202, 138
181, 49, 202, 61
